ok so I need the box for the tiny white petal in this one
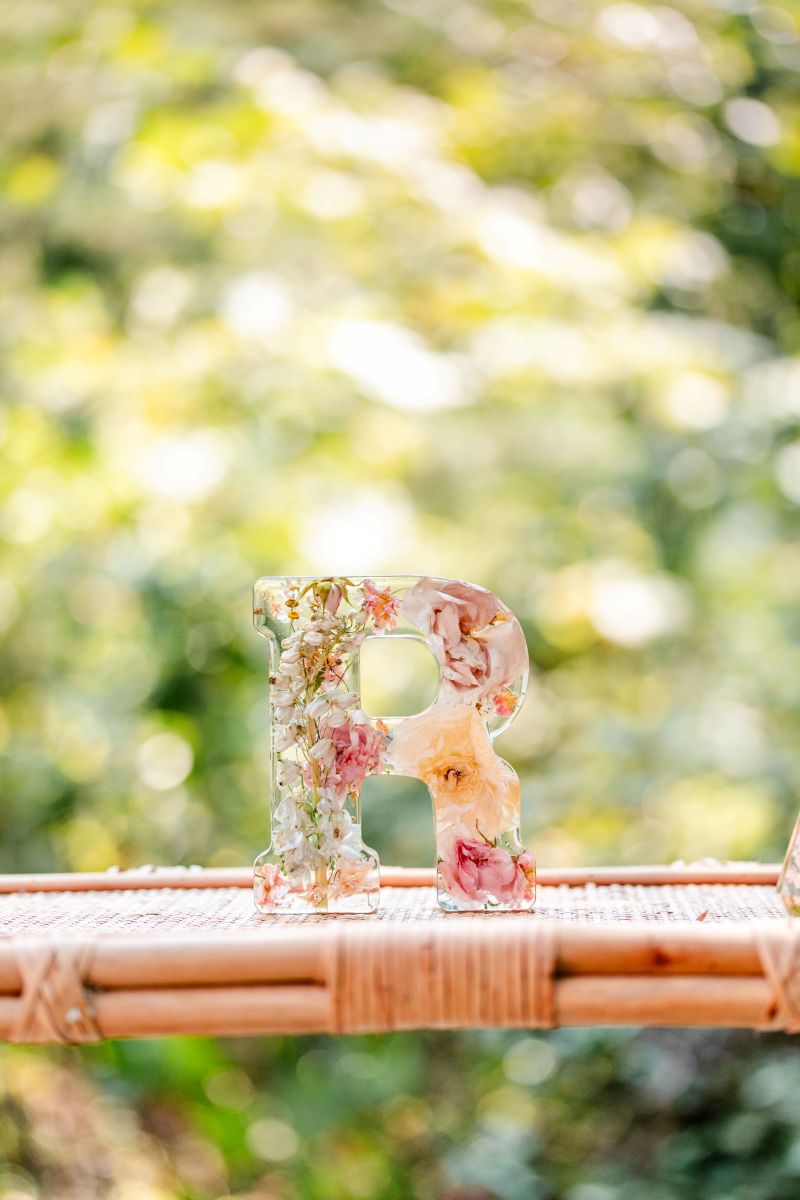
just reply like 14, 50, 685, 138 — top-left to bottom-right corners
274, 728, 297, 752
323, 709, 349, 728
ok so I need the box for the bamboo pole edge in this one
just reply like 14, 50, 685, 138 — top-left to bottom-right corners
0, 863, 781, 894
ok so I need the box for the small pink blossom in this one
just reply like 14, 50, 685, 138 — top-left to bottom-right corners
323, 653, 347, 689
492, 687, 517, 718
362, 580, 398, 631
330, 718, 385, 796
439, 832, 533, 904
254, 863, 290, 909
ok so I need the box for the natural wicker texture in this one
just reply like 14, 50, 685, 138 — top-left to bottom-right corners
0, 865, 793, 1042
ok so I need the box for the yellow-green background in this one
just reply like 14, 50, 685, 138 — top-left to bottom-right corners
2, 0, 800, 1195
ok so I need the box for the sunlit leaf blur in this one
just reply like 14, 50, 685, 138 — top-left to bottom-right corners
2, 0, 800, 1194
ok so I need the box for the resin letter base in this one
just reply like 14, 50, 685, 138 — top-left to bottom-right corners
0, 863, 797, 1041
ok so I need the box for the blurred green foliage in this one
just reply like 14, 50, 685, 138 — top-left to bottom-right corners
2, 0, 800, 1195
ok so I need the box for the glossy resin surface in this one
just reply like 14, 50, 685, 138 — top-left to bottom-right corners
253, 576, 533, 914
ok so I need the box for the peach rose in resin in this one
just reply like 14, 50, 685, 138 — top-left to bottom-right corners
389, 703, 519, 840
401, 577, 527, 702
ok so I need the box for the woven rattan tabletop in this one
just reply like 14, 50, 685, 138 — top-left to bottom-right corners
0, 877, 787, 934
0, 864, 796, 1042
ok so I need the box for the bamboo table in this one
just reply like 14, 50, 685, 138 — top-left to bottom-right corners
0, 863, 797, 1043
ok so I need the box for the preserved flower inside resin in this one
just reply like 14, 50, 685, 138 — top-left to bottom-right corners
389, 703, 518, 840
401, 577, 527, 702
438, 830, 535, 904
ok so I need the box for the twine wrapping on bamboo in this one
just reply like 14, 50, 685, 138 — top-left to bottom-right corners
7, 938, 101, 1044
328, 917, 557, 1033
755, 923, 800, 1033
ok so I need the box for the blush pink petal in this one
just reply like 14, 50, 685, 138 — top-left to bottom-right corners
478, 620, 529, 694
324, 584, 343, 614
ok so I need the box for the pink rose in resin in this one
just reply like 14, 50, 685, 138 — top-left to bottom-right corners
402, 578, 527, 701
362, 580, 398, 631
330, 718, 385, 796
403, 578, 498, 656
439, 831, 530, 904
